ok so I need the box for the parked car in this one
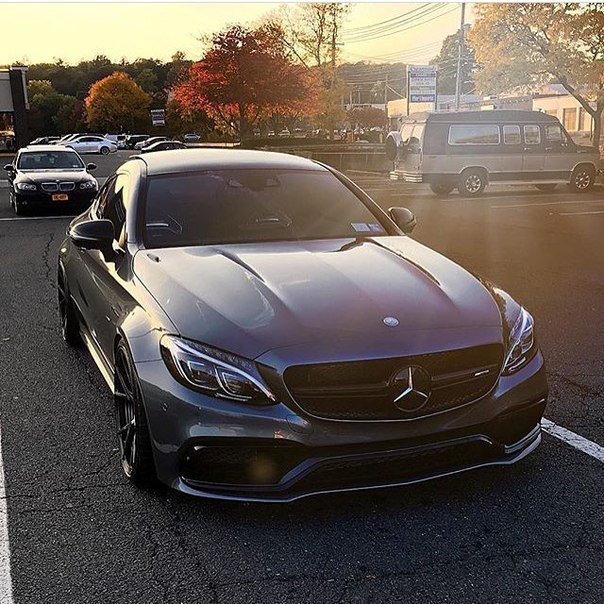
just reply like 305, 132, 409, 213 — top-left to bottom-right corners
278, 129, 291, 137
134, 136, 168, 150
386, 110, 601, 196
182, 133, 201, 142
105, 134, 127, 149
58, 148, 547, 501
140, 140, 187, 153
65, 135, 117, 155
29, 136, 61, 145
126, 134, 149, 150
3, 145, 98, 215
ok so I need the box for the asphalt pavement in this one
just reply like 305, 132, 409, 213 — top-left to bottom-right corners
0, 150, 602, 603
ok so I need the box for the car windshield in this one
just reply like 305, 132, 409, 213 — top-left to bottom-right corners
17, 151, 84, 170
144, 169, 391, 248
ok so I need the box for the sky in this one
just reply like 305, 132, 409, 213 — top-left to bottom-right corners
0, 1, 469, 66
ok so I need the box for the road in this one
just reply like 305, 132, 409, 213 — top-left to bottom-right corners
0, 151, 602, 603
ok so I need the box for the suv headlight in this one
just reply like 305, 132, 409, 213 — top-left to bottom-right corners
79, 181, 97, 190
160, 335, 276, 405
16, 182, 36, 191
503, 307, 536, 375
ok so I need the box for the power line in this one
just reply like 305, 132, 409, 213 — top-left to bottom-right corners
343, 4, 438, 34
345, 5, 460, 44
344, 5, 451, 43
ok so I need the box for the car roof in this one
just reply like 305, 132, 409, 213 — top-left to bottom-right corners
136, 148, 326, 175
21, 145, 77, 152
404, 110, 561, 124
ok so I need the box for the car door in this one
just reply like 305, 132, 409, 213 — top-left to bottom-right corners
79, 172, 134, 361
69, 137, 88, 153
522, 124, 545, 176
543, 123, 574, 180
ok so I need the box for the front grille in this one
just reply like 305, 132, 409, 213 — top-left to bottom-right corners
295, 441, 494, 493
284, 344, 504, 421
41, 182, 75, 192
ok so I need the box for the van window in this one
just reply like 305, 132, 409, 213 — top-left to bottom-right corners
503, 125, 521, 145
448, 125, 500, 145
400, 124, 413, 144
545, 125, 564, 143
409, 124, 424, 148
524, 125, 541, 145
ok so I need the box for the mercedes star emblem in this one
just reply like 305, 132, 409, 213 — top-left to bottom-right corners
391, 366, 432, 412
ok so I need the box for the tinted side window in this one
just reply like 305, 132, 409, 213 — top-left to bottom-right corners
100, 174, 129, 243
448, 125, 500, 145
524, 125, 541, 145
503, 125, 521, 145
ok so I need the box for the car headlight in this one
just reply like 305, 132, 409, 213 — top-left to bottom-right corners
79, 181, 97, 190
503, 307, 536, 375
160, 335, 276, 405
16, 182, 36, 191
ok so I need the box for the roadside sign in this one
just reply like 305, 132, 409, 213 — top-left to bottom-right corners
150, 109, 165, 127
408, 65, 437, 104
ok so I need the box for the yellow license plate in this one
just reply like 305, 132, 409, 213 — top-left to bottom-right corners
52, 194, 69, 201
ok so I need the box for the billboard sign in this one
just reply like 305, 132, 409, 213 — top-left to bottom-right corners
150, 109, 165, 127
408, 65, 437, 104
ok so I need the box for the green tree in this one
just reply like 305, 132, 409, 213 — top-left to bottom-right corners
430, 29, 477, 96
469, 3, 604, 149
85, 72, 151, 132
27, 80, 83, 136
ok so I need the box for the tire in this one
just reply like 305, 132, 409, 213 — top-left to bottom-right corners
535, 184, 557, 192
13, 197, 26, 216
569, 165, 595, 193
458, 169, 487, 197
57, 266, 81, 346
429, 183, 454, 196
100, 146, 110, 156
114, 341, 156, 486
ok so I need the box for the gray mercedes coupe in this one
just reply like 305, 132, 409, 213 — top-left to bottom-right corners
58, 149, 548, 501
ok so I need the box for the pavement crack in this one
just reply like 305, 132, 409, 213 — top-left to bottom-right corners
42, 230, 57, 288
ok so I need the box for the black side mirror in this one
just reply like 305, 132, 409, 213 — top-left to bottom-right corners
69, 219, 115, 258
3, 164, 13, 172
86, 163, 97, 171
389, 207, 417, 234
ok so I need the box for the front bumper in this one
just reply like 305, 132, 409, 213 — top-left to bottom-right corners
15, 190, 96, 208
137, 349, 548, 502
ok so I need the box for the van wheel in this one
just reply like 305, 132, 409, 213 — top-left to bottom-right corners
458, 169, 487, 196
535, 184, 557, 192
429, 183, 454, 196
570, 165, 595, 192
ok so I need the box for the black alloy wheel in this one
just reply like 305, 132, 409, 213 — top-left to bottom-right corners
458, 169, 487, 196
114, 341, 156, 485
429, 183, 455, 196
57, 267, 81, 346
570, 165, 595, 192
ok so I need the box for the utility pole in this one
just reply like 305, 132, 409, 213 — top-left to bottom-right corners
455, 2, 466, 112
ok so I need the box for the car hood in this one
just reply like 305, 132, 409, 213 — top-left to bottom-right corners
17, 169, 91, 183
133, 237, 503, 360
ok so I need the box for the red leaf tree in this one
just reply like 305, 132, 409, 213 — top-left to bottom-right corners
172, 25, 316, 137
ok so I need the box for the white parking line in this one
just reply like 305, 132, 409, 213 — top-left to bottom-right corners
0, 425, 15, 604
0, 216, 75, 222
542, 418, 604, 463
491, 199, 603, 209
557, 210, 604, 216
